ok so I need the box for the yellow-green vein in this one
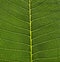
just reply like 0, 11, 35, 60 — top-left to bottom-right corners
29, 0, 32, 62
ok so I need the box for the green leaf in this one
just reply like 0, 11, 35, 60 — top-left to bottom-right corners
0, 0, 60, 62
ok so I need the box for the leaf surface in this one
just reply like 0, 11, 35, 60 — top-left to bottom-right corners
0, 0, 60, 62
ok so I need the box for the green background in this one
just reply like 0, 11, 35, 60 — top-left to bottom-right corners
0, 0, 60, 62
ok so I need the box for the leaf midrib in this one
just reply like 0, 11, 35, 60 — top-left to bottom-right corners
29, 0, 32, 62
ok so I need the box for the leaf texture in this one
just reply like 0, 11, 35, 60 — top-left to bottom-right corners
32, 0, 60, 62
0, 0, 60, 62
0, 0, 30, 62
